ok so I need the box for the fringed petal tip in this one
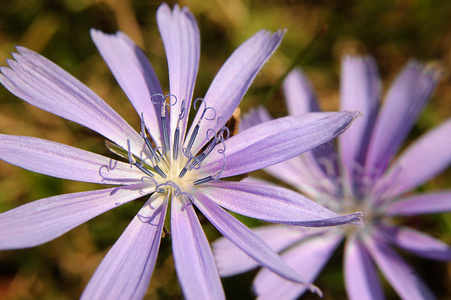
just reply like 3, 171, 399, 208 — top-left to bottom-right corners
321, 212, 364, 227
309, 284, 323, 298
407, 59, 443, 83
336, 110, 363, 134
348, 212, 365, 227
264, 28, 286, 42
157, 2, 195, 20
351, 109, 363, 119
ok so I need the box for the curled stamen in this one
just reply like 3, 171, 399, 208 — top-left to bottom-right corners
217, 126, 230, 142
174, 99, 187, 161
193, 97, 206, 111
213, 143, 227, 181
155, 181, 191, 198
182, 147, 196, 160
202, 106, 216, 121
164, 94, 178, 107
152, 93, 176, 156
184, 99, 215, 155
150, 93, 165, 105
99, 159, 143, 184
194, 98, 216, 121
141, 176, 159, 191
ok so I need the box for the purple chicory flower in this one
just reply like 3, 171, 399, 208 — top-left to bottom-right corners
213, 56, 451, 299
0, 4, 362, 300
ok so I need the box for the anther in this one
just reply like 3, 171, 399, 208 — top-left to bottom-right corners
178, 167, 188, 178
186, 124, 199, 152
133, 162, 155, 178
140, 115, 160, 163
193, 176, 213, 185
160, 107, 170, 155
154, 165, 167, 178
173, 127, 180, 161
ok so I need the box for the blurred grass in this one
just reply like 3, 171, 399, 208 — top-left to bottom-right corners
0, 0, 450, 299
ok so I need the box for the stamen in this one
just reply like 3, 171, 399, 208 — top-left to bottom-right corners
213, 143, 226, 181
127, 139, 155, 178
173, 127, 180, 161
154, 165, 167, 178
151, 93, 171, 156
186, 124, 199, 152
187, 128, 220, 170
140, 114, 160, 163
161, 106, 170, 155
133, 162, 155, 178
178, 167, 188, 178
193, 176, 213, 185
173, 99, 186, 161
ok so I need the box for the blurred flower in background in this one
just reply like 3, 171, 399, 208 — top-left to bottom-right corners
213, 57, 451, 299
1, 0, 451, 299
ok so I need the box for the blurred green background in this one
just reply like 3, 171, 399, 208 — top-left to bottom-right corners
0, 0, 450, 299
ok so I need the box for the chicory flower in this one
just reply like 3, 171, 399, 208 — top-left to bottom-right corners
0, 4, 361, 300
213, 56, 451, 299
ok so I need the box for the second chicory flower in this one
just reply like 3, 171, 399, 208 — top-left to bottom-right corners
214, 56, 451, 299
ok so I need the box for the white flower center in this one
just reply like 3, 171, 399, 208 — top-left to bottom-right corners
126, 94, 228, 197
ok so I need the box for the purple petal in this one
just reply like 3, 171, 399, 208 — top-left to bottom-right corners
365, 61, 440, 176
344, 235, 384, 300
190, 188, 320, 293
283, 68, 320, 115
283, 68, 339, 179
375, 118, 451, 198
213, 225, 319, 277
0, 185, 150, 250
339, 56, 380, 195
264, 154, 338, 198
383, 191, 451, 216
364, 231, 435, 299
81, 194, 168, 300
239, 106, 273, 132
378, 223, 451, 261
90, 29, 164, 144
201, 111, 360, 178
198, 181, 363, 226
240, 107, 338, 197
0, 47, 145, 158
157, 4, 200, 143
184, 29, 284, 154
0, 134, 142, 184
171, 195, 224, 300
253, 230, 342, 300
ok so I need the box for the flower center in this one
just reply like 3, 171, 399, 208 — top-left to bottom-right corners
125, 94, 229, 196
309, 157, 388, 236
